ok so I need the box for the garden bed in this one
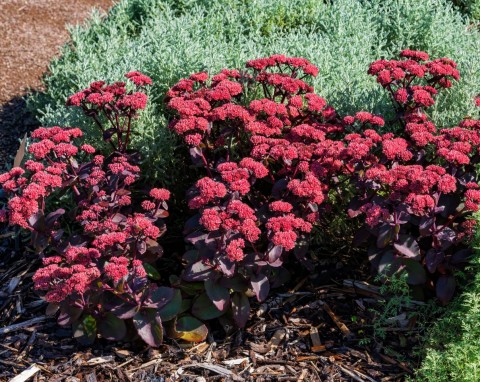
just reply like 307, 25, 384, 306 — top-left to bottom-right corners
1, 1, 480, 381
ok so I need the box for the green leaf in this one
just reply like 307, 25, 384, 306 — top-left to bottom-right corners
73, 314, 97, 346
98, 312, 127, 341
158, 289, 182, 321
133, 309, 163, 347
175, 316, 208, 342
143, 263, 161, 280
192, 293, 225, 320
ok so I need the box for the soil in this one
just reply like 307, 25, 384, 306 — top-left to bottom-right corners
0, 0, 114, 168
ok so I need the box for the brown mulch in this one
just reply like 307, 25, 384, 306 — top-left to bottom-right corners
0, 246, 424, 382
0, 0, 114, 168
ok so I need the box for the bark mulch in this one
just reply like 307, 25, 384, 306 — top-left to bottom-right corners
0, 248, 423, 382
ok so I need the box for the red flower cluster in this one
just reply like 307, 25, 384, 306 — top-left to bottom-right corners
170, 51, 480, 311
66, 72, 152, 152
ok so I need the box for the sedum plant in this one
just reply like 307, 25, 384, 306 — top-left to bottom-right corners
0, 74, 206, 346
167, 52, 480, 327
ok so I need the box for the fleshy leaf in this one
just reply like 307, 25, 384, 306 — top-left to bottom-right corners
393, 235, 420, 258
73, 314, 97, 345
133, 309, 163, 347
143, 263, 161, 280
231, 292, 250, 328
146, 287, 174, 309
192, 293, 225, 320
377, 225, 394, 248
158, 289, 182, 321
205, 279, 230, 311
250, 274, 270, 302
183, 260, 214, 282
436, 275, 456, 304
404, 259, 426, 285
175, 316, 208, 342
98, 312, 127, 341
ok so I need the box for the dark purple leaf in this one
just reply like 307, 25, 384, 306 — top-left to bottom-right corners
250, 274, 270, 302
205, 279, 230, 311
57, 305, 83, 326
438, 194, 461, 218
232, 292, 250, 328
189, 146, 205, 167
45, 209, 65, 228
111, 213, 127, 223
219, 275, 249, 292
436, 227, 456, 250
158, 289, 182, 321
419, 216, 434, 236
404, 259, 426, 285
185, 231, 209, 246
218, 256, 236, 276
377, 224, 394, 248
192, 293, 225, 320
145, 238, 164, 258
268, 245, 283, 264
436, 275, 456, 304
106, 294, 138, 320
394, 235, 420, 259
136, 240, 147, 255
426, 249, 444, 273
182, 260, 214, 282
183, 214, 201, 236
451, 248, 473, 264
272, 178, 288, 198
133, 309, 163, 347
378, 251, 401, 276
145, 287, 175, 309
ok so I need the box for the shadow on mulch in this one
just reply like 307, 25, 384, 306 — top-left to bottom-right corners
0, 95, 40, 170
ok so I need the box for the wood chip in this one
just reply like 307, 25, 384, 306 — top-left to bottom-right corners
10, 364, 40, 382
86, 356, 114, 365
184, 363, 244, 381
222, 357, 249, 366
0, 316, 47, 335
323, 302, 354, 339
309, 327, 325, 352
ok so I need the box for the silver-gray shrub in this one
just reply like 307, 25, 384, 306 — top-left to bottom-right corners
30, 0, 480, 184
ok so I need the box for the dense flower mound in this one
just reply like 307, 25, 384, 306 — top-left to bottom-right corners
1, 52, 480, 348
168, 51, 480, 326
0, 75, 198, 347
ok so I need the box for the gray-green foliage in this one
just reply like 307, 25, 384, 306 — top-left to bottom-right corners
30, 0, 480, 185
414, 255, 480, 382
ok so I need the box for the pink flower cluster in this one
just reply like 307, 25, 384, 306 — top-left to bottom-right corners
1, 122, 169, 310
66, 72, 152, 152
369, 49, 459, 112
169, 51, 480, 307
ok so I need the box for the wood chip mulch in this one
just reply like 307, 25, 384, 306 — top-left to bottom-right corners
0, 246, 424, 382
